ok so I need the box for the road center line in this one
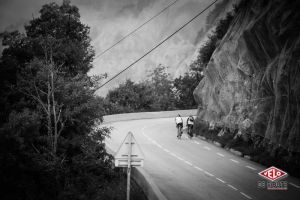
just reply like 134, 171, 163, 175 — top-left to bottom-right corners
216, 178, 226, 183
194, 166, 203, 171
227, 184, 238, 191
240, 192, 252, 199
230, 159, 239, 163
138, 125, 256, 200
289, 182, 300, 189
217, 153, 225, 157
204, 171, 214, 177
245, 166, 257, 171
163, 148, 170, 153
176, 156, 184, 161
185, 161, 193, 166
170, 153, 177, 157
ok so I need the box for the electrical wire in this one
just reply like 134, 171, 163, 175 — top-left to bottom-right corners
94, 0, 180, 60
98, 0, 218, 89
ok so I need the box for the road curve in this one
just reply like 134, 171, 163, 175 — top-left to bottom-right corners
105, 117, 300, 200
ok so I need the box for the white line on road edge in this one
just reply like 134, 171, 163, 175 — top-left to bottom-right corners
240, 192, 252, 199
170, 153, 177, 157
227, 184, 238, 191
289, 182, 300, 189
204, 146, 211, 150
217, 153, 225, 157
245, 166, 257, 171
204, 171, 214, 177
185, 161, 193, 166
230, 159, 239, 163
216, 178, 226, 183
194, 141, 200, 144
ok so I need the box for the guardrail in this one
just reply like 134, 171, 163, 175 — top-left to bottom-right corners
103, 109, 198, 123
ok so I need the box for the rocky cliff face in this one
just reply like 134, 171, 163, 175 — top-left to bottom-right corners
194, 0, 300, 152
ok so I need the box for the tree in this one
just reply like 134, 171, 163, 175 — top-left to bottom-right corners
105, 80, 154, 114
147, 64, 176, 111
25, 0, 94, 76
174, 73, 199, 109
0, 1, 119, 200
190, 11, 234, 76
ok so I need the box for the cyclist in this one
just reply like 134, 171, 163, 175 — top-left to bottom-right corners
175, 114, 183, 139
186, 115, 195, 138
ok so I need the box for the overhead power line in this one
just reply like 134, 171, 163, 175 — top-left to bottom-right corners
98, 0, 218, 89
94, 0, 180, 60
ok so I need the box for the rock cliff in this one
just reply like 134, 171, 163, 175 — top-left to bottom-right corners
194, 0, 300, 152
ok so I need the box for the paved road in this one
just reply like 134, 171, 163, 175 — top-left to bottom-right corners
105, 117, 300, 200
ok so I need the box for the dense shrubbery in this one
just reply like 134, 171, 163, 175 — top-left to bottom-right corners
104, 65, 198, 114
0, 1, 146, 199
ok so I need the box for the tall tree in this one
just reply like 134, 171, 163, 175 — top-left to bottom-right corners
147, 64, 176, 111
25, 0, 94, 76
174, 73, 198, 109
0, 1, 117, 200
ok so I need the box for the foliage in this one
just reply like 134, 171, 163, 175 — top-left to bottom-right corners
0, 1, 146, 200
25, 0, 94, 76
147, 65, 176, 111
190, 12, 234, 77
105, 65, 177, 114
105, 80, 153, 114
173, 73, 198, 109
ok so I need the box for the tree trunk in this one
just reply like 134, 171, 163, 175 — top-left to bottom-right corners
51, 70, 58, 155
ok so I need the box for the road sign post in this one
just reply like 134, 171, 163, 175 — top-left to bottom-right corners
126, 132, 132, 200
114, 132, 144, 200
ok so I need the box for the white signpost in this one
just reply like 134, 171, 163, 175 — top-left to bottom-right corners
114, 132, 144, 200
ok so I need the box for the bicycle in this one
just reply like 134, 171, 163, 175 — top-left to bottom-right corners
187, 124, 193, 138
176, 123, 183, 139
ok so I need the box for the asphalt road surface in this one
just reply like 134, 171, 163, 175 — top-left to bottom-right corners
105, 117, 300, 200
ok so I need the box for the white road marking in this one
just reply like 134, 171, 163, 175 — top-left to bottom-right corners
217, 153, 225, 157
289, 182, 300, 189
194, 166, 203, 171
170, 153, 177, 157
185, 161, 193, 166
204, 146, 211, 150
230, 159, 239, 163
240, 192, 252, 199
245, 166, 257, 171
216, 178, 226, 183
227, 184, 238, 191
163, 148, 170, 153
176, 156, 184, 161
142, 127, 255, 199
204, 171, 214, 177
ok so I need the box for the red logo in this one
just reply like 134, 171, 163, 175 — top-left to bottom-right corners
258, 166, 288, 182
